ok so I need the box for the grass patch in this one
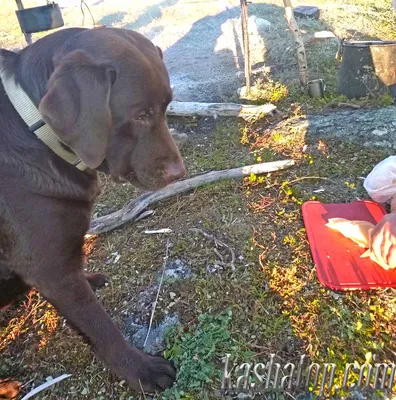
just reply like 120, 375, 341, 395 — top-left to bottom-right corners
163, 309, 233, 398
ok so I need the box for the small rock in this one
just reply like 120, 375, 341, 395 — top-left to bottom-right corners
163, 258, 193, 280
372, 128, 388, 136
235, 71, 245, 82
350, 391, 364, 400
169, 291, 177, 299
123, 314, 180, 354
293, 5, 320, 19
206, 263, 223, 274
237, 86, 248, 97
237, 393, 253, 399
248, 15, 272, 33
255, 17, 272, 32
332, 292, 341, 300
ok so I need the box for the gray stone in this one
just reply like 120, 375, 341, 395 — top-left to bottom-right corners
124, 314, 180, 355
372, 128, 388, 136
163, 258, 193, 280
249, 16, 272, 32
206, 263, 224, 274
290, 107, 396, 149
235, 71, 245, 82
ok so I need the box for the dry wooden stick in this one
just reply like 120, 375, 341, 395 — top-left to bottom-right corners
283, 0, 308, 85
89, 159, 295, 235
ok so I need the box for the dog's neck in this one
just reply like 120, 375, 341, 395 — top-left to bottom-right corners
0, 69, 87, 170
0, 29, 88, 171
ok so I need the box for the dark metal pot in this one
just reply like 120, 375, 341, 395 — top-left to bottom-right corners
338, 40, 396, 99
16, 2, 64, 34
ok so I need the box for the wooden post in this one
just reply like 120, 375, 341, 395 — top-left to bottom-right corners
240, 0, 251, 93
282, 0, 308, 85
15, 0, 32, 46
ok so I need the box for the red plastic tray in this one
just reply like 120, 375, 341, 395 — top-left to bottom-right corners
302, 200, 396, 290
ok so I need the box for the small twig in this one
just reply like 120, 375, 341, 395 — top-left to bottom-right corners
20, 378, 34, 389
287, 176, 328, 185
213, 248, 224, 261
143, 240, 170, 348
138, 379, 147, 399
269, 176, 328, 188
338, 102, 361, 109
20, 375, 71, 400
190, 228, 236, 271
144, 228, 172, 234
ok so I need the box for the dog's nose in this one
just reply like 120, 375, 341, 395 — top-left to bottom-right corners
164, 160, 186, 183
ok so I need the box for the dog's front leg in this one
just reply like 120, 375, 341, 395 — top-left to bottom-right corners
32, 269, 175, 393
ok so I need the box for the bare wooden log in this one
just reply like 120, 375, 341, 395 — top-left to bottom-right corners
282, 0, 308, 85
89, 159, 295, 235
166, 101, 277, 120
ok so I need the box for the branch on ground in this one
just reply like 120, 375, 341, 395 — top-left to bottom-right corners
89, 159, 295, 235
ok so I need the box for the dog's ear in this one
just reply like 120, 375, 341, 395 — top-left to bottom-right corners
39, 51, 114, 169
0, 49, 19, 77
156, 46, 163, 60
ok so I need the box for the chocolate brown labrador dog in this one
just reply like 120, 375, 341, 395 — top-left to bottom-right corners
0, 27, 185, 393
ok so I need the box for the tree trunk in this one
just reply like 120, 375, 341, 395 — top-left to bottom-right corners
282, 0, 308, 85
240, 0, 251, 93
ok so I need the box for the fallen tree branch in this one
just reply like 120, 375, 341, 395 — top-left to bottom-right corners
89, 159, 295, 235
166, 101, 277, 120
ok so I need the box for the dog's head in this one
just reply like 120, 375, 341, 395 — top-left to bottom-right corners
39, 28, 185, 190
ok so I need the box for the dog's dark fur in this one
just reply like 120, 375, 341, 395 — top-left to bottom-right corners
0, 27, 185, 392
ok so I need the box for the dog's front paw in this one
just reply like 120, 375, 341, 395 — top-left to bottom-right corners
85, 273, 109, 291
128, 351, 176, 393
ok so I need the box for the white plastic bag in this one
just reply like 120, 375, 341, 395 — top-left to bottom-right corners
364, 156, 396, 203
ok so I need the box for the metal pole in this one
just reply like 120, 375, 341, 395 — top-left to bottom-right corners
15, 0, 32, 46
